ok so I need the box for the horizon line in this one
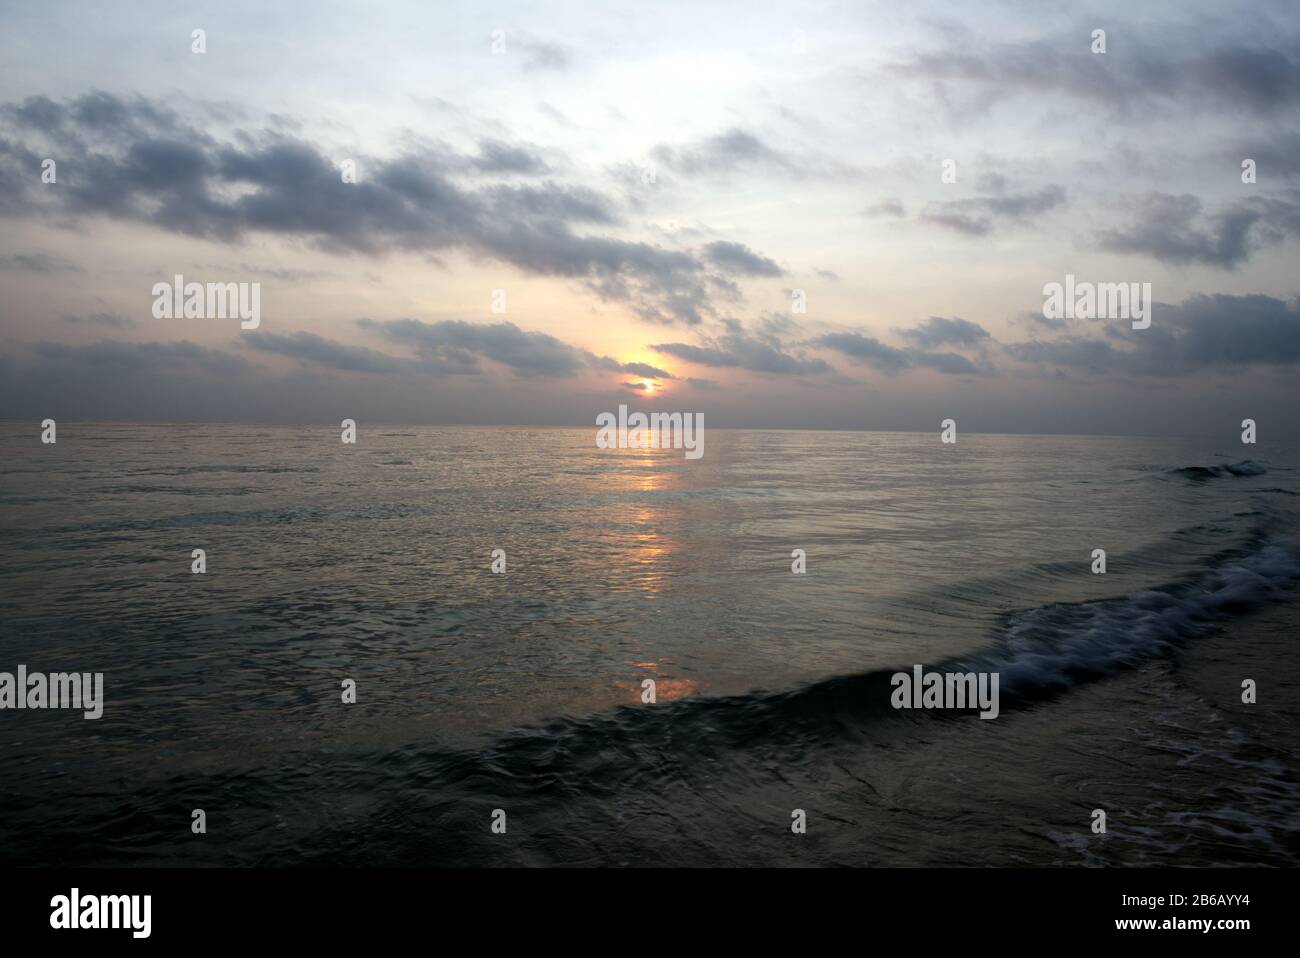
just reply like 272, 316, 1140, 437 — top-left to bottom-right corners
0, 417, 1267, 443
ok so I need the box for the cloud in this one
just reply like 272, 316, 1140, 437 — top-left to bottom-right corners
246, 331, 409, 373
245, 321, 685, 383
31, 338, 250, 376
0, 92, 785, 326
1003, 336, 1124, 375
653, 322, 832, 375
1096, 191, 1300, 268
469, 139, 550, 175
0, 252, 82, 273
814, 332, 910, 371
651, 128, 855, 180
589, 355, 676, 379
920, 209, 992, 236
1005, 293, 1300, 375
921, 185, 1066, 236
617, 360, 674, 380
895, 316, 992, 348
362, 318, 592, 377
3, 91, 189, 147
701, 240, 783, 277
816, 330, 988, 375
897, 36, 1300, 118
1241, 132, 1300, 179
652, 129, 786, 176
187, 321, 688, 384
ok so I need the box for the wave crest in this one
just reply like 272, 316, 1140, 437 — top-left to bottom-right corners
1169, 460, 1266, 480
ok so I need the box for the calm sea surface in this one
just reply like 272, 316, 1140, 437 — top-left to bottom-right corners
1, 423, 1297, 865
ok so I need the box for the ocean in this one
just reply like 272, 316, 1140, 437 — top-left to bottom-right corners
1, 422, 1297, 866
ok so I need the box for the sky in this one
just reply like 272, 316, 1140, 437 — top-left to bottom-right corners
1, 0, 1298, 435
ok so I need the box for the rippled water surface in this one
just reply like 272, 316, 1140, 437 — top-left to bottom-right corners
1, 423, 1297, 865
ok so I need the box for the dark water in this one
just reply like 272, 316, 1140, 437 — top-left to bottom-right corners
1, 422, 1298, 866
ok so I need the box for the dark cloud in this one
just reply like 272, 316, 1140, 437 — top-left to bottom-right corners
470, 139, 549, 175
898, 37, 1300, 118
363, 318, 591, 377
1096, 191, 1300, 268
4, 92, 188, 148
9, 95, 66, 132
618, 361, 674, 380
1240, 132, 1300, 179
245, 322, 684, 382
701, 240, 783, 278
896, 316, 992, 348
0, 92, 785, 327
246, 331, 409, 373
1168, 292, 1300, 366
364, 320, 692, 380
1004, 336, 1125, 375
921, 185, 1066, 236
41, 320, 688, 385
653, 322, 832, 375
816, 330, 988, 375
815, 332, 910, 371
589, 355, 676, 379
31, 338, 250, 376
1005, 293, 1300, 375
